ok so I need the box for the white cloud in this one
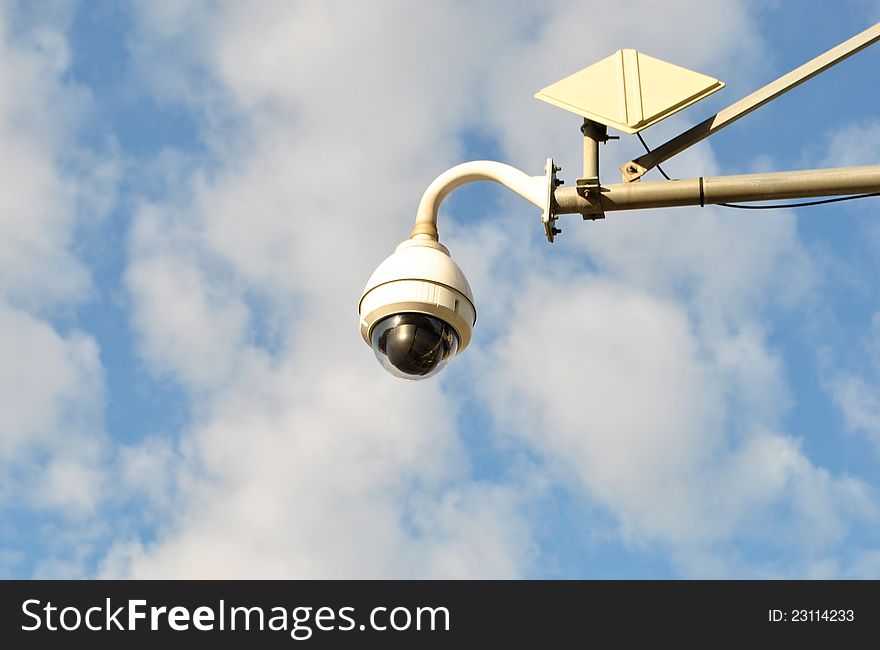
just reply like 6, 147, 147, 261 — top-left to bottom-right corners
126, 205, 253, 391
815, 120, 880, 456
832, 374, 880, 449
0, 4, 112, 515
826, 313, 880, 453
0, 14, 90, 311
117, 435, 181, 514
100, 359, 537, 577
474, 274, 877, 575
103, 0, 548, 578
822, 119, 880, 168
0, 304, 105, 512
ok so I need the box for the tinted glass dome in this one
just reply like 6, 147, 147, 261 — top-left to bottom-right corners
370, 313, 459, 380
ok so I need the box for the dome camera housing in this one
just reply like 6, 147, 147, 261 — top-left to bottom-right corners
359, 239, 476, 380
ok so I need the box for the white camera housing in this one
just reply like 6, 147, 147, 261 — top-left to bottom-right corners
359, 160, 553, 379
359, 238, 476, 378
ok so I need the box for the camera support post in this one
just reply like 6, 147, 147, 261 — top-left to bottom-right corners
575, 118, 613, 224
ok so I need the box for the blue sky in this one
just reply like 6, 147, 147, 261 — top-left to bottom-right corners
2, 0, 880, 578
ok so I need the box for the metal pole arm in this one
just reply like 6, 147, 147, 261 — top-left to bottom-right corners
555, 165, 880, 214
620, 22, 880, 182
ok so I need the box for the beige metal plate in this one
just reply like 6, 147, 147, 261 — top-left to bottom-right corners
535, 49, 724, 133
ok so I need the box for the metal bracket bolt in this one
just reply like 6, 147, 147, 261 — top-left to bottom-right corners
575, 176, 605, 221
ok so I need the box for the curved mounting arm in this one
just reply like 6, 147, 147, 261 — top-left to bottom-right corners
410, 160, 557, 241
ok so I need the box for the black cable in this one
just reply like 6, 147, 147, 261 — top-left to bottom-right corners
636, 133, 673, 180
717, 192, 880, 209
634, 133, 880, 210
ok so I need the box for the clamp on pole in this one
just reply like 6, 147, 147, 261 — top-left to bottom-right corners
575, 119, 612, 221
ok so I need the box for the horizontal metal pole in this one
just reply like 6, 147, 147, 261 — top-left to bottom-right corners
554, 165, 880, 214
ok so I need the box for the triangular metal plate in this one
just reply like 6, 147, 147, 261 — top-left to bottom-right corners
535, 49, 724, 133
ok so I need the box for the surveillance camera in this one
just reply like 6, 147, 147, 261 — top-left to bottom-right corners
359, 238, 476, 380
